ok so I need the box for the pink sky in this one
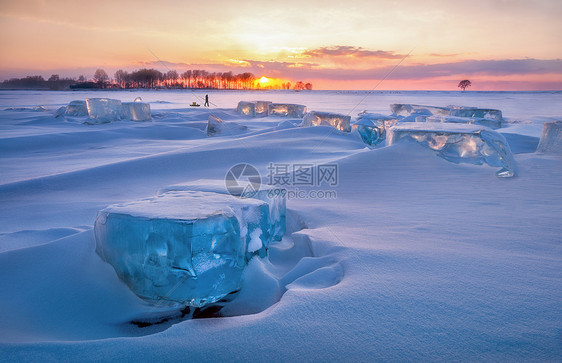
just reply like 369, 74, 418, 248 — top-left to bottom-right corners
1, 0, 561, 90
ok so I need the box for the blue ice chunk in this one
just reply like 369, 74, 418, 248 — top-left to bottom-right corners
66, 100, 88, 116
387, 122, 517, 177
159, 179, 286, 243
447, 106, 503, 124
390, 104, 451, 117
426, 115, 501, 129
86, 98, 121, 123
352, 113, 399, 146
94, 191, 270, 307
269, 103, 307, 118
301, 111, 351, 132
121, 102, 151, 121
236, 101, 271, 117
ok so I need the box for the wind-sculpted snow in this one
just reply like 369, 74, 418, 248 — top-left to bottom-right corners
1, 90, 561, 361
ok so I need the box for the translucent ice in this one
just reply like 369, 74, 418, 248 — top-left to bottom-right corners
121, 102, 152, 121
390, 104, 450, 117
536, 121, 562, 154
387, 122, 516, 177
236, 101, 271, 117
351, 113, 399, 146
448, 106, 503, 124
206, 115, 247, 136
426, 115, 501, 129
159, 179, 286, 242
269, 103, 307, 118
301, 111, 351, 132
65, 100, 88, 116
86, 98, 121, 123
94, 191, 270, 307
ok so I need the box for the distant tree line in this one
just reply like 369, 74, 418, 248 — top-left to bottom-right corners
0, 68, 313, 91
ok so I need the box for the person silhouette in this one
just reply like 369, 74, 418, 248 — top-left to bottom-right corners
204, 94, 209, 107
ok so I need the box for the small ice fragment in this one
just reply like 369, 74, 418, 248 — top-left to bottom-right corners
536, 121, 562, 154
301, 111, 351, 132
86, 98, 121, 123
134, 97, 143, 102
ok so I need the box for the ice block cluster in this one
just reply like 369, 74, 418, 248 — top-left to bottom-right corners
301, 111, 351, 132
387, 122, 516, 177
95, 182, 286, 308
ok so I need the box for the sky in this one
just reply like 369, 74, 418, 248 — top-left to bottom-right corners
0, 0, 561, 90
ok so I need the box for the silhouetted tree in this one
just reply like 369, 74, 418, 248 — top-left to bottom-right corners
93, 69, 109, 85
458, 79, 471, 91
48, 74, 60, 82
304, 82, 313, 90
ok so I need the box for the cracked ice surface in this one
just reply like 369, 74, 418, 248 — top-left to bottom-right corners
387, 122, 517, 177
94, 191, 270, 307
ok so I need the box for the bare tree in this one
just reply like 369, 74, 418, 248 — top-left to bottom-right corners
458, 79, 472, 91
93, 69, 109, 85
